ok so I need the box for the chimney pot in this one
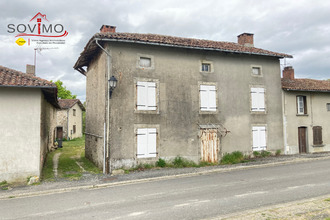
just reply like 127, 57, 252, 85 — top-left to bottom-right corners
283, 66, 295, 80
26, 64, 35, 76
100, 25, 116, 33
237, 33, 254, 47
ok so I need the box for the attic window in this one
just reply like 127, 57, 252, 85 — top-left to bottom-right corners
139, 57, 151, 67
202, 63, 211, 72
327, 103, 330, 111
251, 66, 262, 76
73, 109, 76, 116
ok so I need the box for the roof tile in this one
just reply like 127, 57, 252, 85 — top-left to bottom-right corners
282, 78, 330, 92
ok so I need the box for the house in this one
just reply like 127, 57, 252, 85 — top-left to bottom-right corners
0, 65, 59, 183
74, 25, 292, 173
282, 66, 330, 154
57, 99, 85, 140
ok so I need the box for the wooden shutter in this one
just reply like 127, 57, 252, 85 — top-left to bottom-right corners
252, 126, 266, 151
313, 126, 323, 145
258, 88, 265, 111
251, 88, 265, 111
147, 82, 157, 110
137, 128, 148, 158
137, 82, 147, 110
200, 85, 217, 111
147, 128, 157, 157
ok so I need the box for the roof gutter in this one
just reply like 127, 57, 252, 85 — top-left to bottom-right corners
283, 88, 330, 93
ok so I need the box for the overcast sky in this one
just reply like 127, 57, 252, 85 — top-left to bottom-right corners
1, 0, 330, 102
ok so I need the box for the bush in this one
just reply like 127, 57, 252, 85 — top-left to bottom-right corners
221, 151, 244, 164
253, 151, 261, 158
172, 156, 197, 168
260, 150, 272, 157
156, 158, 166, 167
275, 149, 281, 156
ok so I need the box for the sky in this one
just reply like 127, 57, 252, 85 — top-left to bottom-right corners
1, 0, 330, 102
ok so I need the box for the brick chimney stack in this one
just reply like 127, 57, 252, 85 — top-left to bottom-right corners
237, 33, 254, 47
100, 25, 116, 33
26, 64, 35, 76
283, 66, 295, 80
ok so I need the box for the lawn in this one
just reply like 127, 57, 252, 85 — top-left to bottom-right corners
42, 136, 101, 181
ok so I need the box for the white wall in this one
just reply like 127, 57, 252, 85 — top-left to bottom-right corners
0, 87, 41, 183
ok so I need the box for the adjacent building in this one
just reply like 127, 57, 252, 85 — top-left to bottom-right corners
282, 66, 330, 154
57, 99, 85, 140
0, 65, 59, 183
74, 25, 292, 172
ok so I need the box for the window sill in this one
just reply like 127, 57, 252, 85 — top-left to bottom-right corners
135, 110, 159, 114
296, 114, 309, 116
312, 144, 324, 148
199, 111, 218, 115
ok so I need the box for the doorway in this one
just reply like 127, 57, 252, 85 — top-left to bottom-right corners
298, 127, 307, 153
200, 129, 219, 163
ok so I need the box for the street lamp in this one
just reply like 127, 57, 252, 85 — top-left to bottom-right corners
109, 75, 117, 98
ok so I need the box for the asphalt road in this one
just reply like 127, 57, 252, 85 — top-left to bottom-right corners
1, 159, 330, 220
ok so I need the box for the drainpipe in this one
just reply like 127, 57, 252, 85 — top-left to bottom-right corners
95, 39, 112, 174
282, 91, 288, 154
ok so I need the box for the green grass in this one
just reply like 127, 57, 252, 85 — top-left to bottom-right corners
0, 180, 9, 190
42, 136, 101, 181
221, 151, 244, 164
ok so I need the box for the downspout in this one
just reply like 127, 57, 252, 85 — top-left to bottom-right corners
282, 90, 288, 154
95, 39, 112, 174
67, 109, 69, 140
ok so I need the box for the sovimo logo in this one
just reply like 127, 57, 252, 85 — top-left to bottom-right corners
7, 12, 68, 46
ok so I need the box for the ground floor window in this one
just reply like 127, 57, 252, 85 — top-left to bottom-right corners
136, 128, 157, 158
73, 125, 76, 134
252, 126, 267, 151
313, 126, 323, 145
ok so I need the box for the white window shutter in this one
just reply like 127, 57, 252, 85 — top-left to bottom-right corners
251, 88, 258, 111
147, 128, 157, 157
200, 85, 208, 110
259, 127, 266, 150
137, 128, 148, 158
258, 88, 265, 111
137, 82, 147, 110
147, 82, 157, 110
208, 86, 217, 111
252, 127, 259, 150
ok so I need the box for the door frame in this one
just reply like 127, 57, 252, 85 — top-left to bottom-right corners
298, 127, 307, 153
200, 128, 219, 163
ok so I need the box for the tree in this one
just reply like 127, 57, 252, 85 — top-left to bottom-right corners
52, 80, 77, 99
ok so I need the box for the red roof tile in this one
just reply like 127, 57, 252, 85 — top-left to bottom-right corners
74, 32, 293, 73
58, 99, 85, 111
0, 65, 56, 88
282, 78, 330, 92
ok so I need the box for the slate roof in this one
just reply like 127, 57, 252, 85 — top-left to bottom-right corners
282, 78, 330, 92
74, 32, 293, 74
0, 65, 59, 108
58, 99, 85, 111
0, 65, 56, 88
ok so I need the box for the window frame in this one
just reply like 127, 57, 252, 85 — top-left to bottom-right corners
73, 125, 76, 134
296, 95, 307, 115
73, 109, 76, 116
251, 65, 263, 77
137, 54, 154, 70
327, 103, 330, 112
198, 82, 218, 114
134, 78, 160, 114
200, 61, 214, 73
250, 86, 266, 113
252, 125, 267, 151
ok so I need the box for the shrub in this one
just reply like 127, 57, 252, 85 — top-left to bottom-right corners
156, 158, 167, 167
221, 151, 244, 164
172, 156, 197, 168
275, 149, 281, 156
260, 150, 272, 157
253, 151, 261, 158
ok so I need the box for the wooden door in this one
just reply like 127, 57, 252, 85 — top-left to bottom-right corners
298, 127, 307, 153
200, 129, 219, 163
56, 127, 63, 139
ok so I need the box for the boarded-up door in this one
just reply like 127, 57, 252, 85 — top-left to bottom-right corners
200, 129, 219, 163
298, 127, 307, 153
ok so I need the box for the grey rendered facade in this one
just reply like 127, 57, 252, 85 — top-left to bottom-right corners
74, 26, 292, 172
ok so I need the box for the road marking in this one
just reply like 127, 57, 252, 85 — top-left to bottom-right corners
235, 191, 268, 198
285, 184, 316, 190
128, 211, 145, 216
174, 200, 210, 207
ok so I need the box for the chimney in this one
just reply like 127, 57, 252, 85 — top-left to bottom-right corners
100, 25, 116, 33
283, 66, 295, 80
26, 64, 35, 76
237, 33, 254, 47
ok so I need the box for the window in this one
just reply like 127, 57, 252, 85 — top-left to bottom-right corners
297, 96, 307, 115
200, 84, 217, 112
136, 81, 157, 111
137, 128, 157, 158
327, 103, 330, 111
202, 63, 211, 72
252, 126, 267, 151
252, 67, 261, 75
139, 57, 151, 67
73, 109, 76, 116
73, 125, 76, 134
313, 126, 323, 145
251, 87, 265, 112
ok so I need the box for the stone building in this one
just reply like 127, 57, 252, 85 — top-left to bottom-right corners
74, 25, 292, 173
282, 66, 330, 154
0, 65, 59, 183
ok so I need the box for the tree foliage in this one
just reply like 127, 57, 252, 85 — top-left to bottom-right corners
53, 80, 77, 99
